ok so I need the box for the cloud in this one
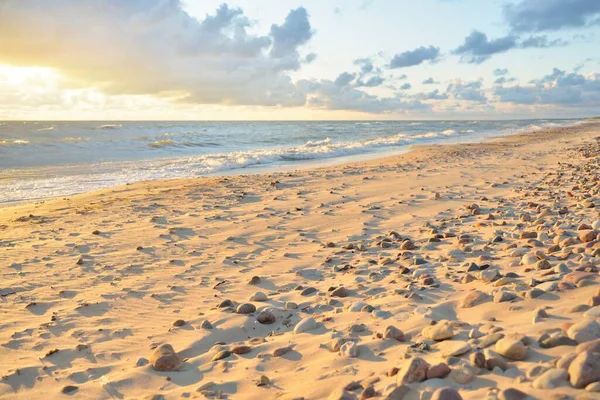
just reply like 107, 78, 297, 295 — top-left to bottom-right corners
504, 0, 600, 33
334, 72, 356, 86
356, 76, 385, 87
493, 68, 509, 76
354, 58, 374, 74
301, 79, 430, 113
447, 80, 488, 102
412, 89, 449, 100
389, 46, 441, 68
493, 76, 517, 85
520, 35, 569, 48
270, 7, 313, 58
0, 1, 313, 107
422, 77, 439, 84
400, 83, 412, 90
494, 67, 600, 106
453, 31, 517, 63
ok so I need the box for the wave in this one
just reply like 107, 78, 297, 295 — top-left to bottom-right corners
149, 139, 175, 148
63, 137, 87, 142
98, 124, 121, 130
0, 139, 30, 146
148, 139, 221, 149
37, 126, 54, 131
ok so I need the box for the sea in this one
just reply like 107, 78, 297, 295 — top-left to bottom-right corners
0, 119, 584, 204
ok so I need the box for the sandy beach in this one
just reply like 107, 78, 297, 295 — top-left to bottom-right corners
2, 122, 600, 400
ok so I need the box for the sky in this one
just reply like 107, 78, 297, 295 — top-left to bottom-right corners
0, 0, 599, 120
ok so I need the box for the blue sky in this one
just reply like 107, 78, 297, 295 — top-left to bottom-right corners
0, 0, 599, 119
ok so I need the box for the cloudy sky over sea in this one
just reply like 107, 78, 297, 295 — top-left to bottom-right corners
0, 0, 599, 120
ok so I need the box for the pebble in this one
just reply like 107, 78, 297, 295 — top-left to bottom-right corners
397, 357, 430, 384
460, 290, 488, 308
339, 341, 359, 358
532, 368, 569, 389
430, 388, 462, 400
150, 344, 182, 371
494, 291, 516, 303
231, 345, 252, 354
272, 346, 293, 357
449, 365, 477, 384
211, 350, 231, 361
495, 335, 528, 360
381, 325, 405, 341
426, 363, 451, 379
236, 303, 256, 314
498, 388, 529, 400
569, 351, 600, 388
567, 319, 600, 343
422, 321, 456, 341
257, 310, 276, 324
330, 286, 349, 297
285, 301, 298, 310
250, 291, 268, 301
294, 317, 317, 334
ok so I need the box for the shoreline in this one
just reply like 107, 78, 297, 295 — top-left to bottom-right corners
1, 121, 600, 399
0, 119, 591, 209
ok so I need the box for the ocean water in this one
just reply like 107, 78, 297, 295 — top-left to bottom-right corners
0, 119, 583, 204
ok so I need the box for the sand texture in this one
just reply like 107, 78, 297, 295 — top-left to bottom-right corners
2, 122, 600, 399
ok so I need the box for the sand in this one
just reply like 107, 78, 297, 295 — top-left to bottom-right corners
1, 122, 600, 400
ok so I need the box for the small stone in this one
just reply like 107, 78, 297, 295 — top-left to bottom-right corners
285, 301, 298, 310
381, 326, 405, 341
383, 385, 410, 400
441, 341, 471, 357
532, 368, 568, 389
494, 291, 517, 303
580, 230, 597, 243
256, 375, 270, 386
486, 357, 508, 371
449, 365, 477, 384
236, 303, 256, 314
294, 317, 317, 334
495, 335, 528, 360
577, 338, 600, 354
150, 344, 183, 371
460, 290, 489, 308
249, 276, 261, 285
427, 363, 451, 379
498, 388, 529, 400
430, 388, 462, 400
201, 320, 213, 330
397, 357, 430, 384
231, 345, 252, 354
172, 319, 186, 327
477, 333, 504, 349
218, 299, 233, 308
136, 357, 149, 367
569, 351, 600, 388
422, 322, 456, 341
586, 382, 600, 392
567, 319, 600, 343
61, 386, 79, 394
257, 311, 276, 324
211, 350, 231, 361
331, 287, 349, 297
301, 287, 317, 296
556, 352, 577, 370
340, 341, 359, 358
539, 335, 577, 348
250, 291, 268, 302
470, 351, 486, 368
272, 346, 293, 357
